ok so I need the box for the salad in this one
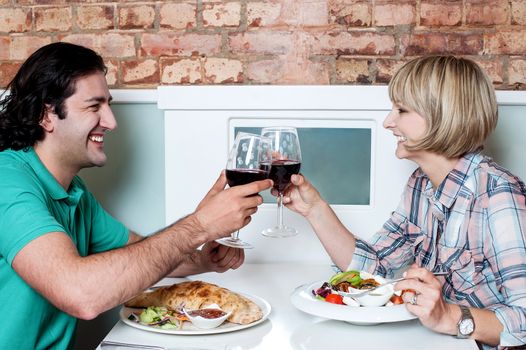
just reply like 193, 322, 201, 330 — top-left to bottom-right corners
313, 270, 411, 307
128, 306, 188, 329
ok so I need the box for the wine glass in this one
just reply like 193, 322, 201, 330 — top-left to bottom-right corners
260, 126, 302, 238
216, 132, 272, 249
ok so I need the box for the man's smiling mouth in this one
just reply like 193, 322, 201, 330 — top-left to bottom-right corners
88, 135, 104, 143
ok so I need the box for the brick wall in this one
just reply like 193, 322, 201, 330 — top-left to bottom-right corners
0, 0, 525, 89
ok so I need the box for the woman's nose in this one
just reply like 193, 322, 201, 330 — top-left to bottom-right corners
383, 110, 396, 129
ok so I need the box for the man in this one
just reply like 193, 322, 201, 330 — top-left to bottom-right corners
0, 42, 272, 349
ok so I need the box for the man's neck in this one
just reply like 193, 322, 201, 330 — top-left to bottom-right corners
33, 143, 77, 191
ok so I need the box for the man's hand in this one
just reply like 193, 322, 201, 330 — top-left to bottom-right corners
199, 241, 244, 272
193, 171, 272, 240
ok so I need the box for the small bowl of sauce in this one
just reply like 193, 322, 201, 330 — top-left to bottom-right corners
183, 304, 231, 329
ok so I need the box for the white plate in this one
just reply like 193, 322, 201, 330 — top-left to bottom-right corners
120, 293, 271, 335
290, 280, 417, 325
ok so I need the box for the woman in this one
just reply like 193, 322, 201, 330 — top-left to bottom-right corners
284, 56, 526, 348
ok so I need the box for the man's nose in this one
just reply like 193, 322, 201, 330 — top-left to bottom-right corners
101, 106, 117, 131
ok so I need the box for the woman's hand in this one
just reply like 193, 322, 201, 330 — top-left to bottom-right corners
395, 265, 459, 335
281, 174, 325, 219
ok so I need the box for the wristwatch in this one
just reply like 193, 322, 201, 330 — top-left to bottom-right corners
456, 305, 475, 339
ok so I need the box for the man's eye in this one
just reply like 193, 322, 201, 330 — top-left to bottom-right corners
89, 105, 100, 111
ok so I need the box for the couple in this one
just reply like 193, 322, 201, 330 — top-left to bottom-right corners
0, 42, 524, 349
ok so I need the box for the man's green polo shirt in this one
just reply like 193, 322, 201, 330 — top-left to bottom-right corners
0, 147, 129, 349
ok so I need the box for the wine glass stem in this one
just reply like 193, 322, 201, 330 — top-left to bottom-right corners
277, 193, 284, 229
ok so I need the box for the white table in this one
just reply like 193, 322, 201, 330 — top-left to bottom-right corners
98, 263, 478, 350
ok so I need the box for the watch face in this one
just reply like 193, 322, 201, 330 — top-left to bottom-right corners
459, 319, 474, 335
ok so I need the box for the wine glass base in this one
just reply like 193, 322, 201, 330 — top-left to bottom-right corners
261, 226, 298, 238
215, 237, 254, 249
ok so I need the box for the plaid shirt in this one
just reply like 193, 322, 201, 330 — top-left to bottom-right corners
349, 152, 526, 348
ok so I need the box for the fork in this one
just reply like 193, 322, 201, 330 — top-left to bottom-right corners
336, 271, 449, 298
99, 340, 210, 350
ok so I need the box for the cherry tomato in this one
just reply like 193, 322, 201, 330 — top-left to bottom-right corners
325, 293, 344, 305
390, 295, 404, 305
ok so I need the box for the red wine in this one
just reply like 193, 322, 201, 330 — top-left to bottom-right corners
263, 160, 301, 193
226, 169, 268, 187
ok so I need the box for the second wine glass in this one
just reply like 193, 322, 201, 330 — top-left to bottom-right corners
216, 132, 272, 249
260, 126, 302, 238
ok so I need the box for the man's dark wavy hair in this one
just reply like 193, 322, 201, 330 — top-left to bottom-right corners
0, 42, 106, 151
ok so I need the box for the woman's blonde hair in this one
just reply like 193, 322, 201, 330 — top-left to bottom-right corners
388, 55, 498, 158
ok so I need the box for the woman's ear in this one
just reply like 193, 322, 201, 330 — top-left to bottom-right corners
40, 104, 56, 132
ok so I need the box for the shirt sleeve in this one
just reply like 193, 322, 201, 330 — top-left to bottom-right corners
348, 181, 420, 278
484, 180, 526, 347
0, 168, 65, 265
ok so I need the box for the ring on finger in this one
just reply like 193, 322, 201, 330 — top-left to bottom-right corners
410, 293, 418, 305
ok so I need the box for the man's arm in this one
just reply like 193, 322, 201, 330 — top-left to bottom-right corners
12, 176, 271, 320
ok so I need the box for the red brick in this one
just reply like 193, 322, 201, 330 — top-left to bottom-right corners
511, 0, 526, 25
247, 0, 328, 27
401, 33, 483, 56
279, 58, 330, 84
248, 53, 330, 84
0, 62, 20, 88
470, 58, 503, 85
204, 58, 243, 84
420, 1, 462, 26
0, 8, 32, 33
375, 59, 409, 84
229, 32, 294, 54
141, 33, 222, 57
329, 1, 371, 27
484, 30, 526, 55
160, 57, 202, 84
335, 58, 370, 83
122, 59, 159, 85
160, 2, 196, 29
0, 36, 10, 60
60, 33, 135, 58
297, 1, 329, 26
247, 1, 283, 27
203, 2, 241, 27
35, 7, 72, 32
509, 59, 526, 88
76, 5, 114, 30
247, 59, 285, 83
466, 0, 510, 25
119, 4, 155, 29
374, 3, 416, 26
105, 59, 118, 86
10, 36, 52, 60
310, 31, 395, 55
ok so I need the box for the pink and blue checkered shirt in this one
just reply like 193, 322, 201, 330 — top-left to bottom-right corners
349, 152, 526, 348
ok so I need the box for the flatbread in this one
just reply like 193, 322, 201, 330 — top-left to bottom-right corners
125, 280, 263, 325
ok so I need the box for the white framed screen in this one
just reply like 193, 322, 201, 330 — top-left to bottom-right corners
229, 118, 375, 207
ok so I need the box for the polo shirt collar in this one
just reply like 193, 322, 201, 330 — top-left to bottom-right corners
23, 147, 70, 201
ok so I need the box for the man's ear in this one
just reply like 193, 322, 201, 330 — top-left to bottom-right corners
40, 104, 57, 132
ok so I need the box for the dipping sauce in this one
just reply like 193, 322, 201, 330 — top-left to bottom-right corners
187, 308, 227, 319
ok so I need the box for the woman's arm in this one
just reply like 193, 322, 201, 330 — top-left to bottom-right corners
284, 174, 357, 270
